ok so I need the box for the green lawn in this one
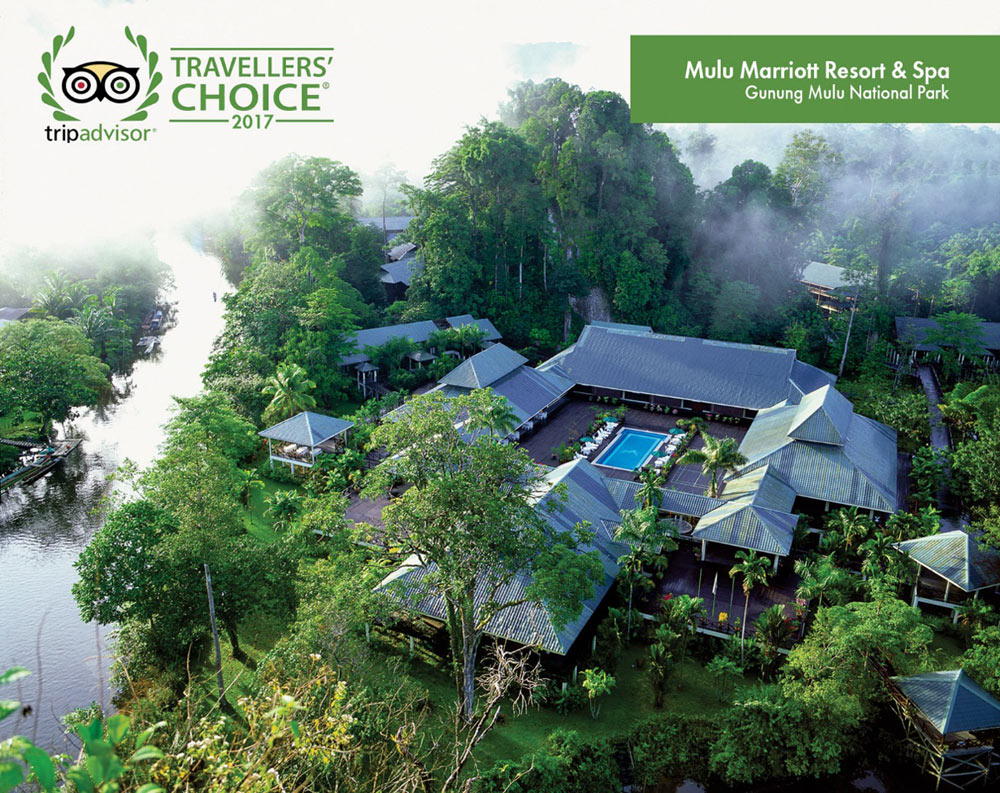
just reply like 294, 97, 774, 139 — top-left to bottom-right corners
190, 611, 289, 707
367, 633, 739, 771
477, 645, 735, 768
243, 477, 303, 544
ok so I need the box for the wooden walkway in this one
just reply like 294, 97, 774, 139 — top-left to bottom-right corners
916, 364, 966, 530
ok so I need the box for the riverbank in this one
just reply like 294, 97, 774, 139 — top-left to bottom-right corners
0, 231, 230, 752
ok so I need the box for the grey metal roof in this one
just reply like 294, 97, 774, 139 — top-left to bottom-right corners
789, 360, 837, 399
357, 216, 413, 234
379, 252, 423, 286
603, 478, 724, 518
0, 307, 31, 322
897, 531, 1000, 592
340, 320, 440, 366
339, 316, 501, 366
720, 465, 796, 513
539, 325, 808, 411
737, 388, 898, 513
445, 315, 503, 343
388, 242, 417, 261
892, 670, 1000, 735
258, 411, 354, 446
439, 344, 529, 389
691, 500, 796, 556
376, 459, 628, 654
787, 385, 854, 445
895, 316, 999, 353
590, 320, 654, 334
799, 261, 855, 292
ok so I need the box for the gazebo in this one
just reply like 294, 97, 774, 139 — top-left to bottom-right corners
259, 411, 355, 472
406, 350, 437, 370
897, 531, 1000, 622
886, 669, 1000, 789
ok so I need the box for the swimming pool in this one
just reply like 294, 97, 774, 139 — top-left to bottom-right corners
594, 428, 670, 471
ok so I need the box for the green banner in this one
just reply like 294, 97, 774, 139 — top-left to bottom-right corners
630, 36, 999, 123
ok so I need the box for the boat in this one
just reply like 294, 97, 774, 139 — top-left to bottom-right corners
0, 439, 82, 494
136, 336, 160, 354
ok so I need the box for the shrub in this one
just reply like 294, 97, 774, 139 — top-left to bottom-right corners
628, 712, 718, 788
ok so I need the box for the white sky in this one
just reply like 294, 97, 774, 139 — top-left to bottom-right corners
1, 0, 997, 259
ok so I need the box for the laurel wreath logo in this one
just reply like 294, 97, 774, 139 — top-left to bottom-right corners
37, 26, 162, 123
38, 26, 78, 122
122, 26, 162, 122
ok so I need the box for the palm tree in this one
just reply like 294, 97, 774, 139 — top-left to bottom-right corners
266, 489, 303, 532
68, 298, 113, 346
614, 506, 679, 640
678, 432, 747, 498
236, 468, 265, 508
859, 533, 897, 580
364, 337, 417, 374
794, 555, 855, 610
826, 507, 873, 551
454, 324, 487, 358
660, 594, 706, 666
468, 391, 520, 438
261, 363, 318, 424
33, 271, 72, 318
637, 467, 666, 510
730, 549, 771, 663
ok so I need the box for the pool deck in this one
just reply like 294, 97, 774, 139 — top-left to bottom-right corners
593, 427, 672, 471
519, 400, 748, 496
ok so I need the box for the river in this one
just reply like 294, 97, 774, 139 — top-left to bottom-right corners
0, 231, 228, 752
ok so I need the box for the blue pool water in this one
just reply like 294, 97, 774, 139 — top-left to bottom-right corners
594, 428, 670, 470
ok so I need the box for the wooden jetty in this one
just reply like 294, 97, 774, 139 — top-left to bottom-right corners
0, 439, 82, 495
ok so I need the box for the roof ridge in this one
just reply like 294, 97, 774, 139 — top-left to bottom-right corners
944, 669, 963, 732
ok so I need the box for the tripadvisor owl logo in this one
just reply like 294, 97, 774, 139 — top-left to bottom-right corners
40, 26, 160, 143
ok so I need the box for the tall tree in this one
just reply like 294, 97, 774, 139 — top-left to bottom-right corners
363, 390, 602, 721
244, 154, 362, 258
0, 318, 109, 431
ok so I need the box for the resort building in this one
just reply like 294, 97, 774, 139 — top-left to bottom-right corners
356, 216, 426, 299
377, 458, 629, 656
894, 316, 1000, 371
538, 323, 835, 419
797, 261, 857, 314
733, 384, 898, 519
376, 322, 901, 651
339, 315, 502, 394
429, 343, 575, 440
259, 411, 355, 472
898, 530, 1000, 619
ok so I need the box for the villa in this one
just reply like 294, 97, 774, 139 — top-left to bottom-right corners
895, 316, 1000, 372
898, 531, 1000, 620
339, 315, 502, 395
539, 322, 835, 419
797, 261, 857, 314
